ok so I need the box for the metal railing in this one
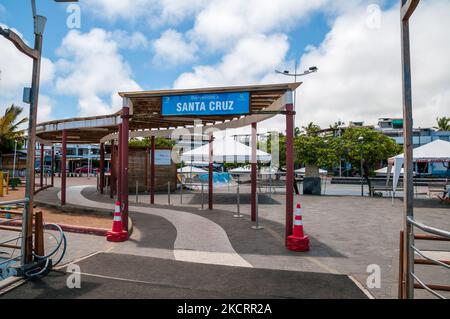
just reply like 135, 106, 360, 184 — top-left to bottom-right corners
401, 217, 450, 299
0, 198, 29, 278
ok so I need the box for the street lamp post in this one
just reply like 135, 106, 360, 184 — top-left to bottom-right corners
0, 0, 78, 265
400, 0, 420, 299
358, 136, 364, 197
276, 66, 318, 105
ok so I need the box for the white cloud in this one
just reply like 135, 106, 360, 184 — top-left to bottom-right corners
83, 0, 207, 26
110, 30, 149, 50
153, 29, 198, 66
37, 95, 55, 122
292, 0, 450, 129
174, 33, 289, 88
55, 28, 141, 116
171, 0, 449, 133
189, 0, 328, 51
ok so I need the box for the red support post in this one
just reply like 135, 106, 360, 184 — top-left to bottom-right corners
51, 146, 54, 187
150, 135, 155, 204
285, 97, 295, 246
118, 124, 122, 203
39, 144, 44, 187
121, 107, 130, 232
61, 130, 67, 206
100, 143, 105, 194
110, 140, 115, 199
208, 134, 214, 210
251, 122, 257, 222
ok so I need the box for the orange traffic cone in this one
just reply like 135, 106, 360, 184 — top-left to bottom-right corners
107, 201, 128, 242
287, 203, 310, 252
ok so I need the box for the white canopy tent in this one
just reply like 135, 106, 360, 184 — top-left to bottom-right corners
375, 166, 406, 176
181, 137, 272, 163
388, 140, 450, 192
177, 166, 208, 173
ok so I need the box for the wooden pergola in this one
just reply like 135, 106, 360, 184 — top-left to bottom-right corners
36, 82, 300, 244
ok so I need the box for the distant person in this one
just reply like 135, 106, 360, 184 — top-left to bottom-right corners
438, 186, 450, 202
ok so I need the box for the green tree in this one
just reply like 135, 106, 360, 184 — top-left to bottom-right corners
0, 105, 27, 154
294, 134, 338, 176
336, 127, 402, 194
302, 122, 321, 136
129, 137, 175, 148
434, 117, 450, 131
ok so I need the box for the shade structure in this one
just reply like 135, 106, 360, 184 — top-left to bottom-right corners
388, 140, 450, 191
181, 137, 272, 163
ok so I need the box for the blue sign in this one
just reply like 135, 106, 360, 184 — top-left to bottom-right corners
162, 92, 250, 116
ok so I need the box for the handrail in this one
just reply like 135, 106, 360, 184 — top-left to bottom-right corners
412, 245, 450, 271
405, 217, 450, 299
411, 273, 445, 299
407, 217, 450, 239
0, 198, 30, 206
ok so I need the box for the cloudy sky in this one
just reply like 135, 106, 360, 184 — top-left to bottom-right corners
0, 0, 448, 131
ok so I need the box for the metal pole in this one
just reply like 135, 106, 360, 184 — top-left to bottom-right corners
50, 145, 54, 187
251, 187, 264, 230
110, 140, 115, 199
401, 0, 420, 299
100, 143, 105, 194
180, 180, 183, 204
61, 130, 67, 206
234, 175, 242, 218
201, 182, 204, 210
87, 145, 91, 178
136, 180, 139, 203
251, 122, 257, 222
39, 144, 44, 187
168, 181, 171, 205
150, 136, 155, 204
360, 150, 364, 197
285, 92, 294, 245
208, 134, 213, 210
12, 140, 17, 178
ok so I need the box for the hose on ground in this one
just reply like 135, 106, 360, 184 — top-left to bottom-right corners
25, 223, 67, 279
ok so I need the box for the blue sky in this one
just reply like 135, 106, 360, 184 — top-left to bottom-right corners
0, 0, 448, 130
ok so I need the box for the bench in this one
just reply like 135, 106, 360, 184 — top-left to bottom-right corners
427, 182, 447, 198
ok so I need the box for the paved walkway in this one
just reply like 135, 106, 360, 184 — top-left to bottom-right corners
1, 183, 371, 299
60, 186, 252, 268
2, 253, 367, 299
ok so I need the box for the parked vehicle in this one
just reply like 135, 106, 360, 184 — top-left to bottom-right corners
35, 165, 52, 174
74, 166, 99, 174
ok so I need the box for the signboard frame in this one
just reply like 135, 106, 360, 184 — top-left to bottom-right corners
162, 91, 250, 117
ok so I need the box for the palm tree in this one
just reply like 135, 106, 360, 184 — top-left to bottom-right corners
0, 105, 28, 154
302, 122, 321, 136
434, 117, 450, 131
